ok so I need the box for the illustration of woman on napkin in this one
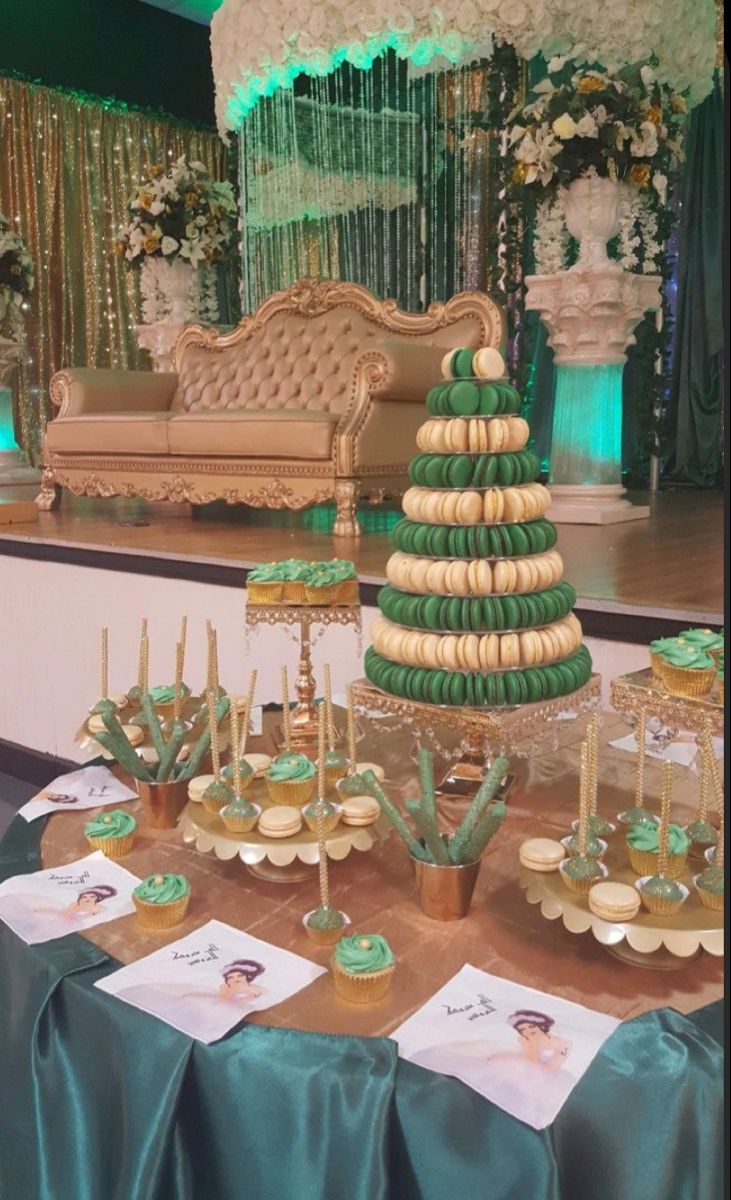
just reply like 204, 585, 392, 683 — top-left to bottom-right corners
116, 959, 268, 1041
411, 1008, 574, 1127
0, 884, 118, 942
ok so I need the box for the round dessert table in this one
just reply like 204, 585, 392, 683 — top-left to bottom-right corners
0, 712, 723, 1200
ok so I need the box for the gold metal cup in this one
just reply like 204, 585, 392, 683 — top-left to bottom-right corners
411, 854, 482, 921
137, 778, 190, 829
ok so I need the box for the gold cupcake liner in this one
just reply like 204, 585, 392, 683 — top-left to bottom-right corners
324, 763, 349, 789
265, 776, 316, 807
303, 806, 342, 834
638, 887, 686, 916
658, 662, 715, 698
719, 679, 724, 706
331, 959, 395, 1003
627, 847, 687, 879
133, 893, 190, 930
281, 581, 308, 604
695, 883, 724, 912
247, 581, 284, 604
220, 806, 260, 833
86, 832, 136, 860
303, 912, 350, 946
649, 651, 665, 680
558, 863, 606, 895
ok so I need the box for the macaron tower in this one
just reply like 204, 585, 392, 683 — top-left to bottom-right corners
365, 346, 592, 707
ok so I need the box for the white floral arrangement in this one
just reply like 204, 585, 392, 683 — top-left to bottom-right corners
0, 214, 34, 341
115, 157, 236, 269
509, 60, 686, 199
211, 0, 716, 132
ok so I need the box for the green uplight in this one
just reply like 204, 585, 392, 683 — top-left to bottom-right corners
549, 364, 624, 487
0, 385, 19, 452
225, 34, 472, 126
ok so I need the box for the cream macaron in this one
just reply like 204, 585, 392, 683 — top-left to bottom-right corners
473, 346, 505, 380
187, 774, 216, 803
354, 762, 385, 782
588, 882, 641, 922
519, 837, 566, 872
258, 805, 303, 839
242, 752, 272, 778
340, 795, 381, 826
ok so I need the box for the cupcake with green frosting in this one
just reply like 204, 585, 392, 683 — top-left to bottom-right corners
651, 640, 715, 698
694, 865, 724, 912
149, 682, 191, 717
626, 821, 689, 878
305, 559, 357, 604
265, 752, 317, 806
331, 933, 395, 1002
133, 872, 190, 930
679, 628, 724, 663
85, 809, 137, 859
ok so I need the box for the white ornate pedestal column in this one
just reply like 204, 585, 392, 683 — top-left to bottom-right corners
0, 337, 40, 485
135, 322, 185, 372
525, 266, 661, 525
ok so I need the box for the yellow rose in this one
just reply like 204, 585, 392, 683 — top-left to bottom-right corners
143, 234, 160, 254
138, 192, 154, 210
670, 93, 687, 114
629, 164, 651, 188
576, 75, 604, 94
114, 240, 126, 257
512, 162, 529, 184
552, 113, 577, 139
645, 106, 663, 126
149, 164, 163, 178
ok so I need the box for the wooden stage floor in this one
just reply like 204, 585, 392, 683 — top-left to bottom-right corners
0, 485, 723, 627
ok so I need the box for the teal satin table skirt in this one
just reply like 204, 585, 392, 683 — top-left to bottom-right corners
0, 815, 723, 1200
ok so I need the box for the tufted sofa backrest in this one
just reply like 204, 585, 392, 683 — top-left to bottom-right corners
172, 305, 486, 416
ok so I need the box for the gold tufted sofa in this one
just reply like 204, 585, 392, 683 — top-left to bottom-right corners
37, 279, 504, 536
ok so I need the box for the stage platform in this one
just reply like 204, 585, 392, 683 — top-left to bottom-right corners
0, 486, 723, 633
0, 485, 723, 766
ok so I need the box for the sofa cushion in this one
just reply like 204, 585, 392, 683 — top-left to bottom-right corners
167, 410, 340, 459
46, 413, 171, 455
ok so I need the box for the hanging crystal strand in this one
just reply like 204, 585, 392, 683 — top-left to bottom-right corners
364, 69, 375, 295
431, 71, 440, 301
441, 69, 450, 301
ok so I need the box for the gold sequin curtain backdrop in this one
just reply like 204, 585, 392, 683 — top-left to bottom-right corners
0, 75, 228, 464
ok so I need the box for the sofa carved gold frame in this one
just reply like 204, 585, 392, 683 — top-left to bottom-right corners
38, 279, 504, 537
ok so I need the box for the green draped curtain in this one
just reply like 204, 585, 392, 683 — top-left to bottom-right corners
666, 69, 724, 485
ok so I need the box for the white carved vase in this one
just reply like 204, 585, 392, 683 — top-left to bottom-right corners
159, 258, 195, 323
563, 176, 624, 272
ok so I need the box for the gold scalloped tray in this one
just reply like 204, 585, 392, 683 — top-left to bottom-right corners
519, 840, 723, 960
180, 775, 388, 868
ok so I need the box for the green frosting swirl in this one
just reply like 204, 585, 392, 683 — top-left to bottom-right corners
334, 933, 394, 974
85, 810, 137, 839
650, 636, 686, 655
134, 873, 190, 904
679, 628, 724, 652
656, 642, 714, 670
308, 560, 355, 587
248, 561, 285, 582
696, 866, 724, 896
248, 558, 355, 586
149, 684, 190, 704
267, 753, 316, 782
627, 822, 689, 854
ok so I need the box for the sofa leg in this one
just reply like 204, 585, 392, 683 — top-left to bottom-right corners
35, 467, 62, 512
333, 479, 361, 538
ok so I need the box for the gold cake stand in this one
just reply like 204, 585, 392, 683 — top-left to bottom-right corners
350, 674, 602, 795
74, 694, 230, 763
180, 776, 388, 883
520, 841, 723, 969
610, 668, 723, 743
245, 602, 362, 750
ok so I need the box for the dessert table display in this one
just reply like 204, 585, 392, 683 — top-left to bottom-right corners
0, 710, 723, 1200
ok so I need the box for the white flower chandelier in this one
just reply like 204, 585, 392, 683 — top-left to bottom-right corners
211, 0, 717, 133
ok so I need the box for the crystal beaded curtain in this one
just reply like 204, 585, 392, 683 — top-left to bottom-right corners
239, 48, 523, 325
0, 74, 228, 464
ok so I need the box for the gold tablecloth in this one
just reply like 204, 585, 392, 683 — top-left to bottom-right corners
40, 711, 723, 1036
